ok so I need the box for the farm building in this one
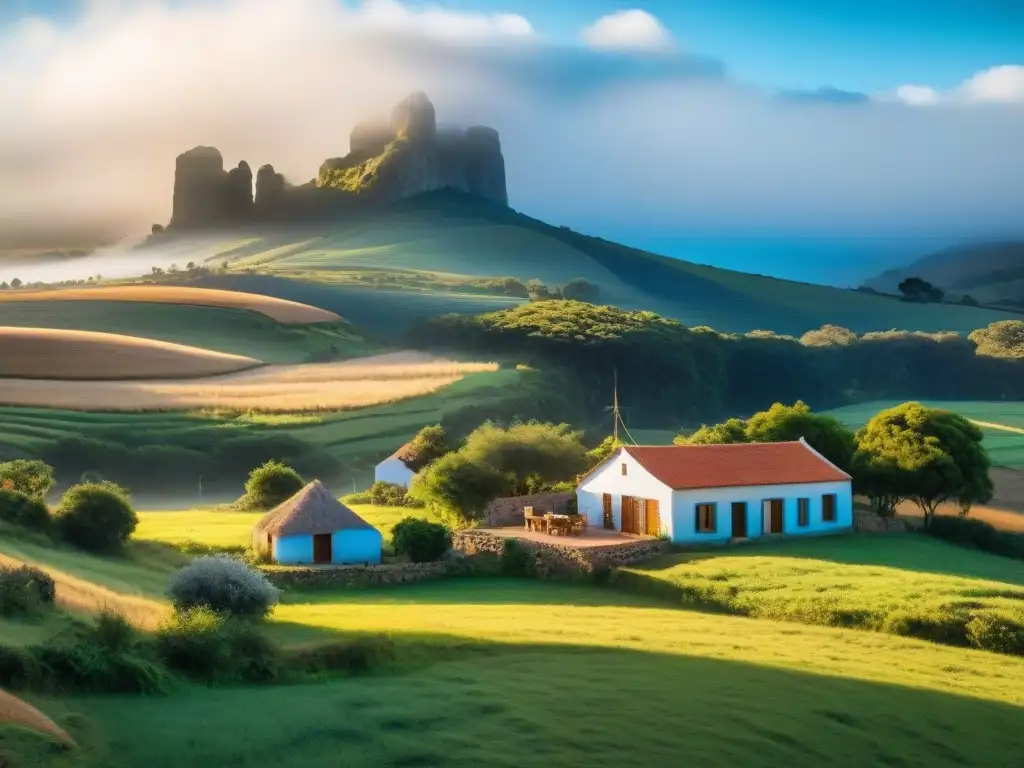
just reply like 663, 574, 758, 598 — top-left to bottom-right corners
252, 480, 382, 565
374, 440, 428, 486
576, 439, 852, 544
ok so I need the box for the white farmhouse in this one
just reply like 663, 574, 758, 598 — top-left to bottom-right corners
576, 439, 853, 544
373, 442, 420, 487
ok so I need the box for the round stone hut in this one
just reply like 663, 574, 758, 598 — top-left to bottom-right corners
252, 480, 382, 566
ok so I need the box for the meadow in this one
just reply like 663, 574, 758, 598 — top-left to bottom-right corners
0, 351, 498, 411
0, 327, 259, 380
163, 193, 1023, 337
0, 299, 357, 363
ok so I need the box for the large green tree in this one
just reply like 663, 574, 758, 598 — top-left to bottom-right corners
676, 418, 748, 446
459, 421, 588, 495
407, 452, 508, 526
851, 402, 992, 525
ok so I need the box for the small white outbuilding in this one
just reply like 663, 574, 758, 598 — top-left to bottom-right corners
373, 441, 422, 487
576, 439, 853, 544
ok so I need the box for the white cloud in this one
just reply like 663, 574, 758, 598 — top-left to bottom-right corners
889, 65, 1024, 105
0, 0, 1021, 249
580, 9, 675, 53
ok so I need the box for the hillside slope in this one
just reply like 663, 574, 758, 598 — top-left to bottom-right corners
866, 241, 1024, 305
154, 192, 1021, 337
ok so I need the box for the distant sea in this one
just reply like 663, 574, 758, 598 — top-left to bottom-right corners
608, 232, 962, 288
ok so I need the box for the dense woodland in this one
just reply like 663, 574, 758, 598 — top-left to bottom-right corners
414, 301, 1024, 426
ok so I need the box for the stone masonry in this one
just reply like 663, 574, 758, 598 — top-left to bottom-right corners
483, 492, 575, 527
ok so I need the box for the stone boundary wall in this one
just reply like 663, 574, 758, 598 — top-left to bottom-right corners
452, 530, 669, 575
484, 492, 575, 527
262, 560, 455, 589
853, 510, 909, 533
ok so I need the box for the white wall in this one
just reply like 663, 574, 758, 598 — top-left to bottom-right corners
670, 479, 853, 544
577, 448, 674, 537
374, 457, 415, 487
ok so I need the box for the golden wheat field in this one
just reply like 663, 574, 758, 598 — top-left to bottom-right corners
0, 285, 340, 324
0, 351, 498, 411
0, 328, 260, 380
0, 689, 76, 747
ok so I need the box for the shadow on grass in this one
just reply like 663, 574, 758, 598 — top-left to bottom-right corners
657, 532, 1024, 585
39, 635, 1024, 768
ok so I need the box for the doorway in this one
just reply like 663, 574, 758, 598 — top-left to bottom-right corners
602, 493, 614, 530
762, 499, 784, 534
313, 533, 332, 564
731, 502, 748, 539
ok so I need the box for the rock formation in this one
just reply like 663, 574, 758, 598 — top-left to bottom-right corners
166, 92, 507, 230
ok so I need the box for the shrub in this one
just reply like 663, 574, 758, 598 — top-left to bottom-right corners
242, 460, 304, 510
0, 565, 56, 616
0, 644, 42, 689
391, 518, 451, 563
924, 516, 1024, 561
500, 538, 536, 577
0, 490, 51, 532
367, 481, 423, 508
966, 612, 1024, 655
155, 607, 279, 683
0, 460, 55, 500
166, 555, 280, 618
52, 483, 138, 553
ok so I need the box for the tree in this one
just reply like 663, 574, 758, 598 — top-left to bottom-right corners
969, 320, 1024, 358
0, 460, 55, 500
525, 278, 552, 300
242, 460, 304, 510
403, 425, 450, 469
407, 452, 508, 526
10, 278, 21, 289
0, 282, 7, 290
186, 262, 197, 272
961, 295, 979, 306
898, 276, 944, 303
745, 401, 856, 472
676, 419, 747, 445
852, 402, 992, 525
585, 435, 621, 467
53, 483, 138, 552
460, 421, 588, 495
561, 278, 601, 303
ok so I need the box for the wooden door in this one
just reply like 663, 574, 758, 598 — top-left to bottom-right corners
313, 533, 332, 564
621, 496, 640, 534
644, 499, 661, 536
602, 493, 614, 530
731, 502, 747, 539
770, 499, 784, 534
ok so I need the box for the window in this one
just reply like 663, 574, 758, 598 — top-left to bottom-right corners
696, 503, 717, 533
822, 494, 837, 523
797, 498, 810, 527
621, 463, 628, 476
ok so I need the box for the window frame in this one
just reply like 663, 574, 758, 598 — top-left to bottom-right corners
797, 498, 810, 527
695, 502, 717, 534
621, 462, 628, 476
822, 493, 837, 523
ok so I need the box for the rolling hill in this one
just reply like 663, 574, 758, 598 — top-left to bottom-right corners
145, 192, 1022, 338
865, 241, 1024, 307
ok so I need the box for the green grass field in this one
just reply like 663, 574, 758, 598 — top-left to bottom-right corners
0, 300, 359, 363
3, 511, 1024, 766
825, 400, 1024, 468
157, 194, 1023, 337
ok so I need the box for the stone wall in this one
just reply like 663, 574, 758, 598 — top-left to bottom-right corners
452, 530, 669, 577
262, 560, 455, 589
853, 510, 909, 533
484, 492, 575, 527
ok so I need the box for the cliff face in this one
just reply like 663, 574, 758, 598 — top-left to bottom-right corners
316, 92, 508, 206
166, 92, 506, 231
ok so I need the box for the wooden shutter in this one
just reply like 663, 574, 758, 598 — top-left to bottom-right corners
645, 499, 660, 536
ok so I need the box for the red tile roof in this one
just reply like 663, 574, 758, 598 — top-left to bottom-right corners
622, 441, 850, 490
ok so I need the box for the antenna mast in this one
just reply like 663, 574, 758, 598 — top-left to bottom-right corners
612, 368, 620, 444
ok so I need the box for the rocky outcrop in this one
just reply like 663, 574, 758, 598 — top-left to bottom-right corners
166, 91, 507, 229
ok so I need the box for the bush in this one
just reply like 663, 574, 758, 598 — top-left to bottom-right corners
155, 607, 279, 683
0, 644, 42, 689
501, 538, 536, 577
242, 460, 304, 510
391, 518, 451, 563
367, 481, 423, 508
966, 612, 1024, 655
52, 483, 138, 553
0, 460, 55, 500
166, 555, 280, 618
0, 565, 56, 616
0, 490, 51, 532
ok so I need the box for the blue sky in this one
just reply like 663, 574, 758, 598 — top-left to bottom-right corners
1, 1, 1021, 284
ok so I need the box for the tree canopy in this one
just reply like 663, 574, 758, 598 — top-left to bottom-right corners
851, 402, 992, 524
0, 460, 55, 500
459, 421, 588, 495
898, 277, 945, 303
